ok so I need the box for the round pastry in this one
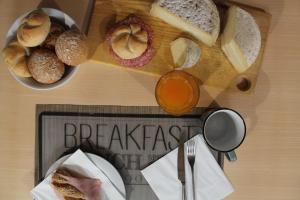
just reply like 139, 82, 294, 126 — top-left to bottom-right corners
43, 22, 66, 50
1, 40, 31, 77
28, 49, 65, 84
55, 30, 88, 66
17, 9, 51, 47
111, 24, 148, 59
106, 14, 154, 67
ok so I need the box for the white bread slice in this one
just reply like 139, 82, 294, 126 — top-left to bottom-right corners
221, 6, 261, 73
150, 0, 220, 47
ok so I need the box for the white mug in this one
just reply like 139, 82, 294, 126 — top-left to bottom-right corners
202, 108, 246, 162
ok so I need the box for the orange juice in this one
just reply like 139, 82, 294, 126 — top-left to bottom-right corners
155, 70, 200, 116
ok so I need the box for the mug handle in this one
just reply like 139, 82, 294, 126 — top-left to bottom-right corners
225, 151, 237, 162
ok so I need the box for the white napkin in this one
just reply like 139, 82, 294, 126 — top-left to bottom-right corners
141, 135, 234, 200
31, 150, 125, 200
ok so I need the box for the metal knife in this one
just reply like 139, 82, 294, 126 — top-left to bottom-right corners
178, 133, 186, 200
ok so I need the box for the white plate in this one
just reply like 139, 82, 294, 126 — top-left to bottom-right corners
5, 8, 80, 90
46, 153, 126, 200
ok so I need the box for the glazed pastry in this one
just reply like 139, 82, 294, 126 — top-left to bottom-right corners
28, 48, 65, 84
43, 22, 66, 50
1, 40, 31, 77
17, 9, 51, 47
106, 14, 154, 67
55, 30, 88, 66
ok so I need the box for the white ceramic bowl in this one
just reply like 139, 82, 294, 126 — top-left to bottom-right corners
5, 8, 80, 90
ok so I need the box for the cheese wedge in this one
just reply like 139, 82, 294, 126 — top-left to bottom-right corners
150, 0, 220, 47
221, 6, 261, 73
170, 38, 201, 68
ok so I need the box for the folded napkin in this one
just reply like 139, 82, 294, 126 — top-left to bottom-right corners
141, 135, 234, 200
31, 149, 125, 200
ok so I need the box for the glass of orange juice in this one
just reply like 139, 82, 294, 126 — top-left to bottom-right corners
155, 70, 200, 116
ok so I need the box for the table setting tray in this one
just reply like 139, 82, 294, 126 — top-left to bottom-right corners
35, 104, 223, 200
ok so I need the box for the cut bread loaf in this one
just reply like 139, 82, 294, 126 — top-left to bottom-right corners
150, 0, 220, 46
221, 6, 261, 73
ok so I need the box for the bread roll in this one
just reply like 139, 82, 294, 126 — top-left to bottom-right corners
106, 14, 154, 67
28, 49, 65, 84
55, 30, 88, 66
43, 22, 66, 50
111, 24, 148, 59
1, 40, 31, 77
17, 9, 51, 47
13, 57, 31, 77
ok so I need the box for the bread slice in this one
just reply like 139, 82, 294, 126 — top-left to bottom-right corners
52, 182, 86, 199
221, 6, 261, 73
52, 168, 86, 199
150, 0, 220, 46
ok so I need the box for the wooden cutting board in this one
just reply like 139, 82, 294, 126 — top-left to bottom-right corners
87, 0, 271, 93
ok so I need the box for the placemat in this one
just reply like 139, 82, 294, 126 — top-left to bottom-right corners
35, 104, 224, 200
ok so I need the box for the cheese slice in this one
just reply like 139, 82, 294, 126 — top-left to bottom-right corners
170, 38, 201, 68
150, 0, 220, 47
221, 6, 261, 73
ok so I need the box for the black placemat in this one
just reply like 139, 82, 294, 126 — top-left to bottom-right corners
35, 104, 223, 200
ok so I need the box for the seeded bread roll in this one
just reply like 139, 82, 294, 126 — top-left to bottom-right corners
52, 168, 86, 200
43, 22, 66, 50
1, 40, 31, 77
17, 9, 51, 47
52, 182, 86, 199
55, 30, 88, 66
28, 49, 65, 84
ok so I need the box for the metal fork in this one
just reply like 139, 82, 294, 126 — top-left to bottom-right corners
187, 140, 196, 200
